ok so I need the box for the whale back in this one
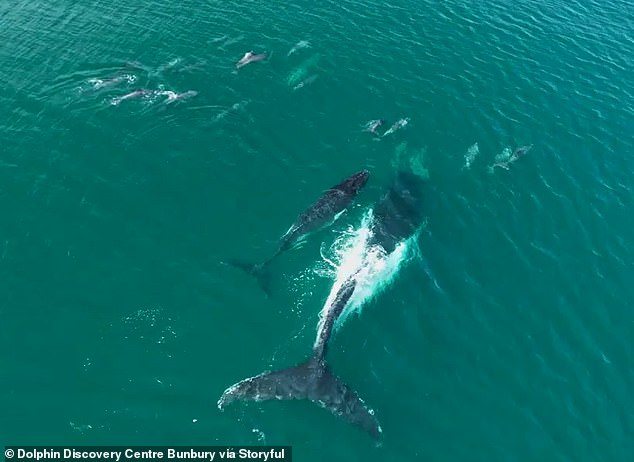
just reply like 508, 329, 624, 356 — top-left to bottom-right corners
370, 171, 427, 253
283, 169, 370, 244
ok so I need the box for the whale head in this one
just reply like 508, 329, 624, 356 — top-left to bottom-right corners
341, 169, 370, 195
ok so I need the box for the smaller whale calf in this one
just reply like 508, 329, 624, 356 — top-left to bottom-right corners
228, 169, 370, 294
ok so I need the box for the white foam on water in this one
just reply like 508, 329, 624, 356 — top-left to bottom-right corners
495, 146, 513, 163
316, 209, 417, 334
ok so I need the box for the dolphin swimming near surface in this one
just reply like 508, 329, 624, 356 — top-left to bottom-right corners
362, 119, 385, 136
292, 74, 318, 91
228, 170, 370, 294
513, 144, 533, 159
236, 51, 267, 69
88, 74, 136, 90
382, 118, 410, 137
157, 90, 198, 103
110, 88, 150, 106
462, 142, 480, 170
211, 100, 250, 123
492, 144, 533, 170
287, 40, 311, 56
218, 170, 429, 440
217, 35, 244, 50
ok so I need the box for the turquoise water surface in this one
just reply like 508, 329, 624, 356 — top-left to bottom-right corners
2, 0, 633, 460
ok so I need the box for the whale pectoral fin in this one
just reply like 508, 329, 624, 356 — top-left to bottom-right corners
218, 360, 382, 441
225, 259, 273, 297
319, 209, 347, 232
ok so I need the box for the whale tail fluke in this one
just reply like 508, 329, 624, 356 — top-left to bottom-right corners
226, 259, 273, 296
217, 357, 382, 441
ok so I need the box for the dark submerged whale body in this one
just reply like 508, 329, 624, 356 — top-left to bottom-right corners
368, 170, 427, 253
229, 169, 370, 294
218, 170, 428, 440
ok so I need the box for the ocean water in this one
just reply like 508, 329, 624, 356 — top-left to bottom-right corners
1, 0, 633, 459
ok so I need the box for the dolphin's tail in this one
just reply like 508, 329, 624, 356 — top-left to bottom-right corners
226, 259, 273, 296
217, 357, 382, 441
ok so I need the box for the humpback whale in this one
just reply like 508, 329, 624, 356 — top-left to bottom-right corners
367, 170, 427, 253
218, 170, 428, 439
228, 169, 370, 294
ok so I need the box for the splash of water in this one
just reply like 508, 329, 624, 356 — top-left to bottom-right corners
495, 146, 513, 163
316, 210, 416, 335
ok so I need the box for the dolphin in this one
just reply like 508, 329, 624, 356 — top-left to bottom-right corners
362, 119, 385, 135
236, 51, 267, 69
462, 142, 480, 170
292, 74, 319, 91
218, 170, 428, 440
157, 90, 198, 103
512, 144, 533, 159
228, 170, 370, 294
382, 118, 410, 137
110, 88, 150, 106
287, 40, 311, 56
492, 144, 533, 170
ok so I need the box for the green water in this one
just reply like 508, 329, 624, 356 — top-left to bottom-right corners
2, 0, 633, 459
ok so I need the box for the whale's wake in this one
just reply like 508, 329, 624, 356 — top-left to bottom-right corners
317, 209, 417, 333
